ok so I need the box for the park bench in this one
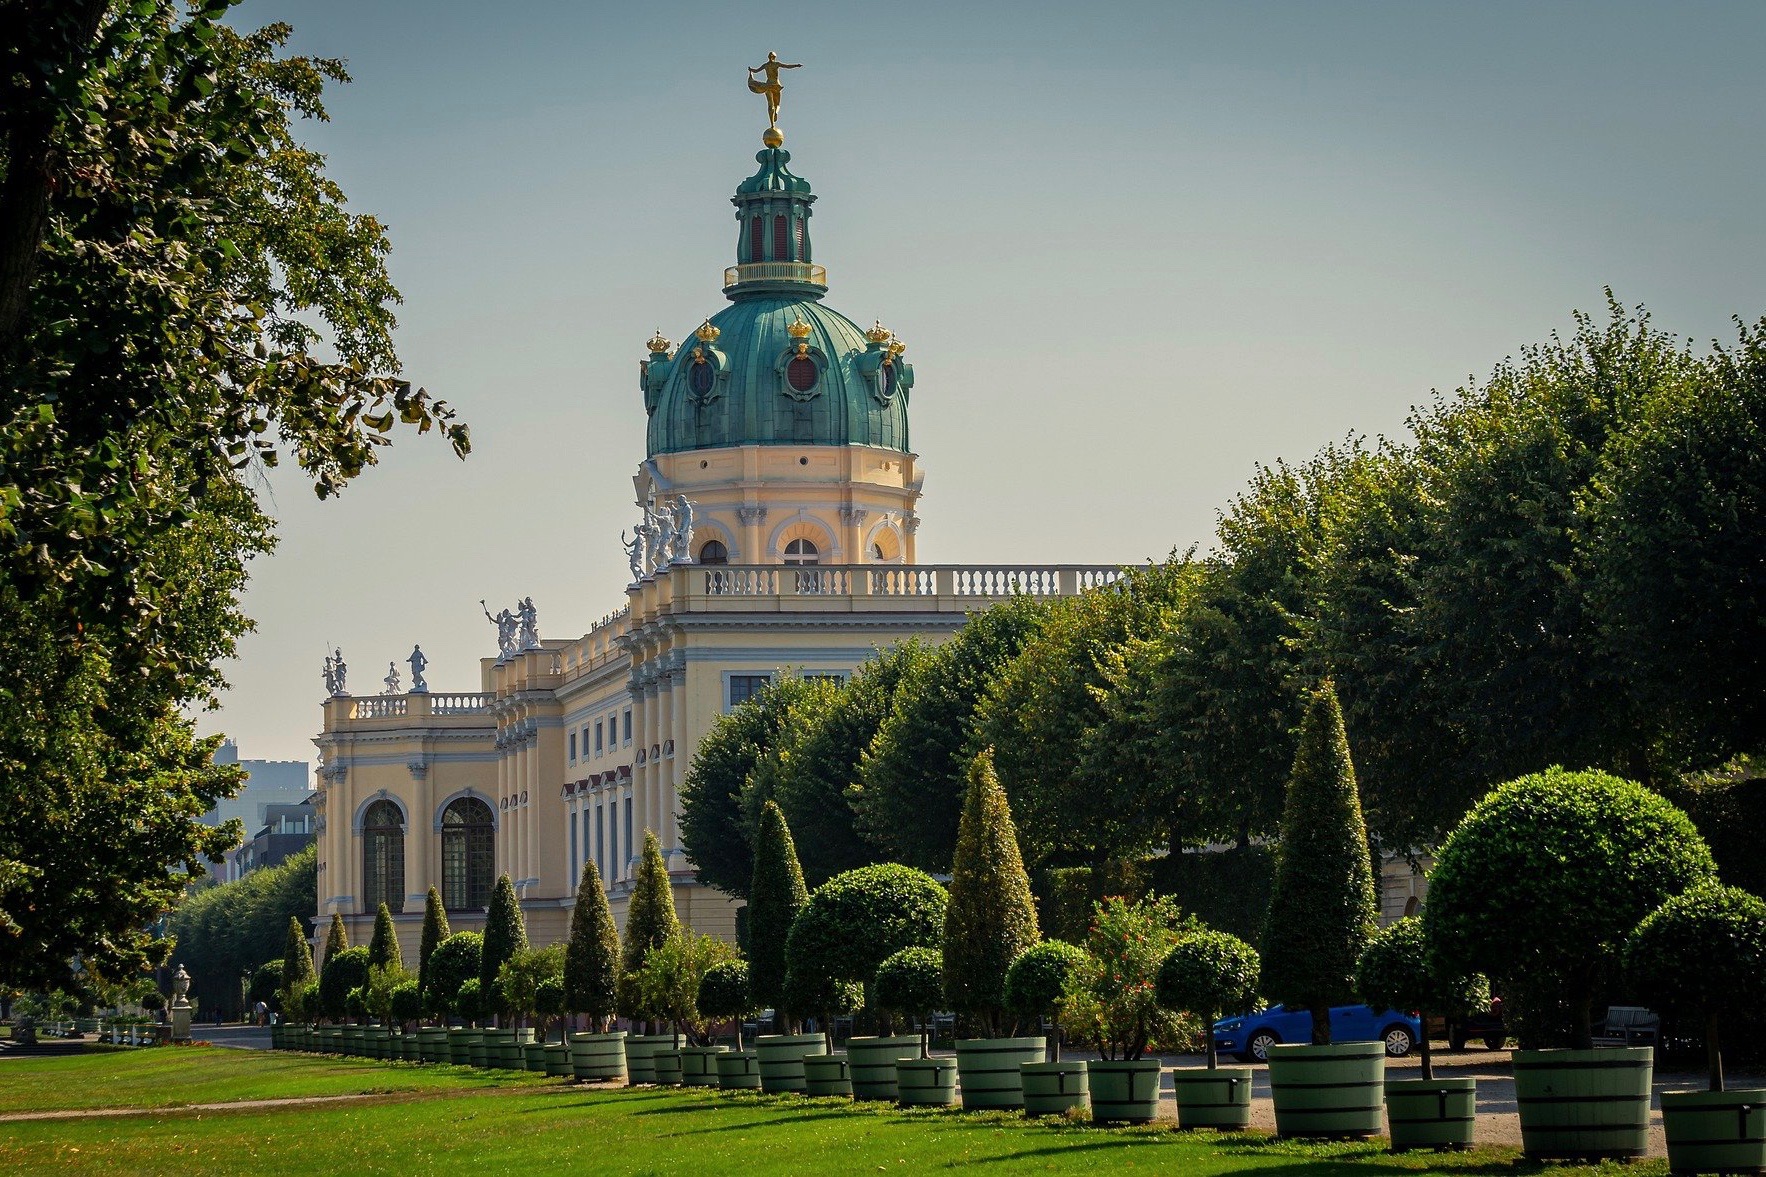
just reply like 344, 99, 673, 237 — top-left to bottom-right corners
1591, 1005, 1659, 1047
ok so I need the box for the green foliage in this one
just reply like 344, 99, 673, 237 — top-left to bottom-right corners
855, 597, 1050, 871
163, 843, 316, 1019
345, 985, 368, 1020
873, 946, 944, 1027
1157, 928, 1260, 1069
455, 977, 485, 1022
248, 962, 283, 1007
697, 960, 757, 1023
1003, 940, 1088, 1020
365, 963, 415, 1024
1625, 886, 1766, 1056
389, 979, 424, 1026
784, 971, 864, 1028
422, 932, 482, 1018
1354, 917, 1486, 1020
748, 801, 808, 1014
942, 748, 1039, 1032
318, 946, 369, 1022
278, 915, 316, 1010
635, 932, 737, 1042
417, 887, 449, 999
533, 977, 565, 1022
480, 874, 528, 1005
1056, 895, 1191, 1061
1665, 768, 1766, 897
620, 831, 677, 977
1148, 846, 1274, 949
562, 861, 620, 1025
785, 863, 948, 1010
1423, 768, 1717, 1048
1259, 683, 1378, 1041
323, 913, 347, 963
367, 902, 401, 972
496, 944, 565, 1021
286, 981, 318, 1023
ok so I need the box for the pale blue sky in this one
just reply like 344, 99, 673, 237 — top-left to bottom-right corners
207, 0, 1766, 770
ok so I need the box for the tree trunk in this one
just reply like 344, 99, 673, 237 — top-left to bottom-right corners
1707, 1014, 1724, 1093
1418, 1008, 1433, 1083
1571, 993, 1594, 1051
1311, 1002, 1331, 1045
1206, 1006, 1218, 1069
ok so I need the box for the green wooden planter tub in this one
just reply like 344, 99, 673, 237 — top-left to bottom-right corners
847, 1035, 922, 1101
416, 1027, 448, 1063
1660, 1088, 1766, 1175
1267, 1042, 1385, 1139
1513, 1047, 1652, 1160
717, 1049, 762, 1090
523, 1041, 548, 1072
502, 1028, 535, 1069
756, 1033, 825, 1095
1172, 1065, 1254, 1131
679, 1045, 729, 1087
896, 1057, 958, 1107
339, 1026, 365, 1057
450, 1028, 480, 1066
543, 1042, 572, 1077
955, 1037, 1045, 1111
569, 1030, 628, 1082
479, 1029, 512, 1068
320, 1027, 342, 1054
653, 1048, 685, 1086
626, 1033, 685, 1084
1087, 1059, 1163, 1124
1384, 1077, 1476, 1151
803, 1052, 853, 1098
1020, 1060, 1089, 1117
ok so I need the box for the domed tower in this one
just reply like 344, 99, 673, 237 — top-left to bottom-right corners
635, 109, 922, 569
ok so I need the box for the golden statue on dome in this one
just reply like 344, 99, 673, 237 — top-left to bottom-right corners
748, 51, 801, 146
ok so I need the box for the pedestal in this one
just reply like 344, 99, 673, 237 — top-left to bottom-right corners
170, 1003, 192, 1042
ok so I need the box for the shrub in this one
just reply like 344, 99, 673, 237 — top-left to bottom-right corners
365, 963, 415, 1024
1625, 883, 1766, 1091
1057, 895, 1191, 1061
874, 946, 943, 1057
563, 861, 620, 1030
318, 945, 370, 1023
497, 943, 565, 1027
279, 916, 316, 1012
287, 980, 318, 1022
423, 931, 483, 1019
942, 748, 1040, 1035
1423, 767, 1717, 1048
389, 979, 424, 1027
785, 863, 947, 1007
367, 902, 402, 972
533, 976, 566, 1036
1157, 929, 1261, 1069
1003, 940, 1087, 1060
620, 831, 678, 979
748, 801, 808, 1024
480, 875, 528, 1015
345, 984, 368, 1020
323, 911, 348, 964
455, 977, 485, 1023
417, 887, 449, 999
248, 961, 283, 1007
697, 960, 757, 1049
634, 931, 737, 1044
1259, 682, 1379, 1045
1355, 916, 1485, 1080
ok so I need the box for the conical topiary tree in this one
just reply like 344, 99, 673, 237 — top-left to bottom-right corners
481, 874, 529, 1020
619, 830, 678, 1029
322, 911, 348, 970
564, 860, 621, 1031
748, 801, 808, 1029
942, 747, 1040, 1036
280, 916, 317, 1015
417, 887, 450, 1006
1258, 681, 1378, 1045
367, 902, 402, 971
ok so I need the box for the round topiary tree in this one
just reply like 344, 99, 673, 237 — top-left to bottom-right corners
534, 977, 566, 1042
1423, 767, 1717, 1048
390, 979, 424, 1031
1259, 682, 1379, 1045
456, 977, 485, 1026
874, 945, 944, 1058
319, 945, 370, 1024
698, 959, 759, 1050
942, 748, 1040, 1037
1355, 916, 1485, 1081
749, 801, 809, 1028
423, 931, 483, 1023
1004, 940, 1088, 1061
1157, 929, 1261, 1070
1625, 884, 1766, 1092
784, 863, 948, 1025
785, 967, 865, 1056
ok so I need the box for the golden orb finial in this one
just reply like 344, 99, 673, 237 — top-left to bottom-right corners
865, 320, 892, 345
694, 319, 721, 343
786, 315, 813, 340
646, 328, 673, 355
762, 126, 784, 148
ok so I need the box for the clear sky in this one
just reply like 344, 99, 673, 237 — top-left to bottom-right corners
205, 0, 1766, 772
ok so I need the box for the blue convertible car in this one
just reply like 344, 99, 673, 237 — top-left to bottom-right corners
1213, 1004, 1422, 1063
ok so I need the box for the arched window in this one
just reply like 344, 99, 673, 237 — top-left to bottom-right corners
794, 217, 806, 262
362, 800, 404, 914
783, 538, 819, 566
698, 539, 728, 565
749, 217, 764, 263
869, 542, 886, 561
441, 796, 495, 911
773, 215, 789, 261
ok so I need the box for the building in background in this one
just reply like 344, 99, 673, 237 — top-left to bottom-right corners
203, 739, 311, 833
219, 800, 317, 883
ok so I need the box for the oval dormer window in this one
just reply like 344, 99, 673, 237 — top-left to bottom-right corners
880, 362, 897, 398
689, 361, 715, 397
787, 355, 818, 393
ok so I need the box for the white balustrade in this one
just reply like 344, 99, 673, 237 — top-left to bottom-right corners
431, 693, 492, 715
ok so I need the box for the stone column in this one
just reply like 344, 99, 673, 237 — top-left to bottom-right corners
657, 666, 676, 851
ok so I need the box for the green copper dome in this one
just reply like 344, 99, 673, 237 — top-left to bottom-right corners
641, 145, 914, 457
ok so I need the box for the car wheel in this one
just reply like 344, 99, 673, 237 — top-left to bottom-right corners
1382, 1026, 1415, 1058
1247, 1030, 1279, 1063
1484, 1035, 1506, 1051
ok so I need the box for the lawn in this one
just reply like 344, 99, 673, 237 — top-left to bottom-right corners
0, 1048, 1664, 1176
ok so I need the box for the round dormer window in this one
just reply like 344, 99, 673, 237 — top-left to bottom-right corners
689, 361, 715, 396
786, 355, 818, 393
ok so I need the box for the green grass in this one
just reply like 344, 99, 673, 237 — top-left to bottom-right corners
0, 1049, 1667, 1176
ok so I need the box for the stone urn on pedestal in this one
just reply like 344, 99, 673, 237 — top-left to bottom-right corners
169, 964, 193, 1043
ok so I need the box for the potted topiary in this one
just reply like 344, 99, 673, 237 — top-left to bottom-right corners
1424, 767, 1717, 1161
563, 861, 627, 1083
943, 749, 1045, 1112
1258, 683, 1384, 1140
498, 943, 564, 1072
457, 979, 491, 1066
783, 967, 864, 1098
1057, 895, 1187, 1125
1625, 883, 1766, 1175
875, 946, 954, 1107
390, 979, 425, 1063
534, 977, 570, 1076
479, 876, 530, 1069
636, 930, 735, 1088
1004, 940, 1090, 1116
697, 959, 762, 1091
619, 832, 685, 1083
1157, 928, 1261, 1131
424, 930, 483, 1066
1355, 917, 1486, 1150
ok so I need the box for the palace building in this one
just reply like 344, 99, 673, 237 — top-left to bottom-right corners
308, 87, 1124, 963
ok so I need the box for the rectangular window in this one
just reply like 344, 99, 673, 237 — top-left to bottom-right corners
623, 709, 632, 744
773, 214, 789, 261
595, 804, 604, 879
803, 672, 846, 686
728, 674, 772, 710
624, 794, 634, 868
569, 814, 578, 881
609, 799, 619, 879
568, 732, 577, 762
581, 809, 592, 882
595, 720, 604, 754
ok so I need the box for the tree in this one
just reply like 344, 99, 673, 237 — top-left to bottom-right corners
322, 913, 348, 970
248, 961, 283, 1008
620, 831, 677, 977
1625, 884, 1766, 1093
873, 946, 943, 1057
497, 943, 564, 1031
942, 749, 1040, 1035
318, 945, 369, 1023
748, 802, 808, 1023
698, 960, 758, 1050
167, 843, 316, 1016
278, 915, 316, 1013
422, 931, 482, 1020
854, 597, 1050, 872
783, 863, 947, 1029
389, 979, 424, 1030
1157, 930, 1261, 1069
0, 1, 467, 993
416, 887, 449, 1003
1354, 917, 1485, 1081
364, 962, 415, 1025
1057, 896, 1190, 1061
635, 931, 737, 1045
1259, 682, 1378, 1044
1004, 940, 1088, 1061
367, 902, 401, 972
480, 874, 528, 1016
563, 861, 620, 1030
1423, 768, 1717, 1049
